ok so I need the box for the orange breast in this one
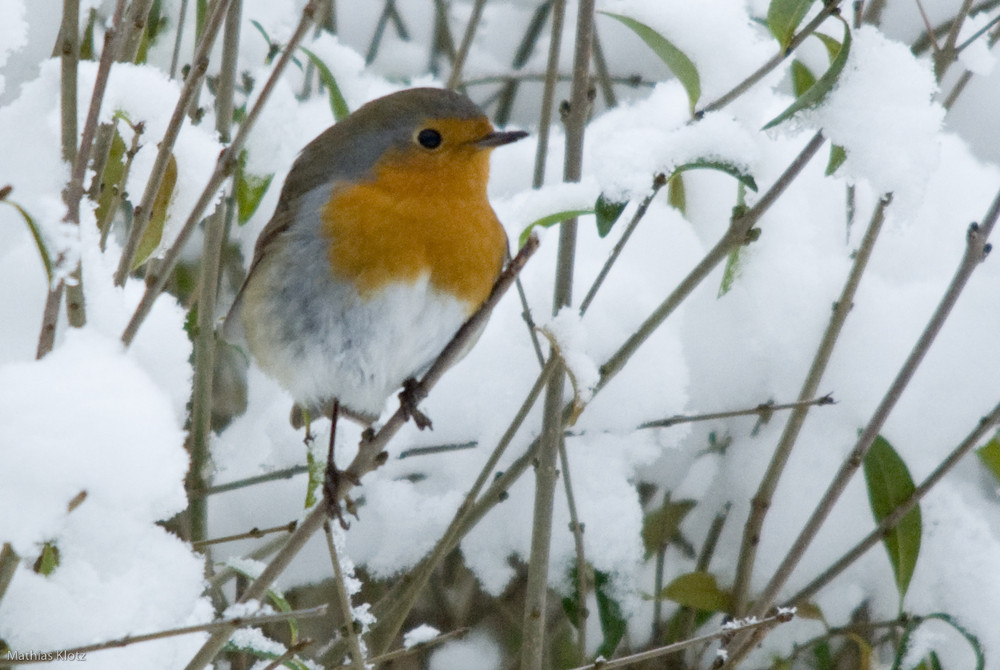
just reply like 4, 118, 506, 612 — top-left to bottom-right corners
321, 143, 507, 311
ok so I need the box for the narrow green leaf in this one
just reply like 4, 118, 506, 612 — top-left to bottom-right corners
791, 59, 817, 97
2, 193, 52, 282
305, 447, 322, 509
825, 144, 847, 176
814, 640, 835, 670
641, 498, 695, 559
601, 12, 701, 114
236, 150, 274, 225
133, 153, 177, 269
667, 173, 686, 213
595, 194, 627, 238
80, 8, 97, 61
767, 0, 816, 50
719, 242, 744, 297
300, 47, 350, 121
863, 435, 921, 603
95, 129, 127, 227
762, 15, 852, 130
976, 436, 1000, 484
594, 570, 627, 659
892, 613, 984, 670
225, 564, 299, 644
32, 542, 59, 576
673, 160, 758, 192
660, 571, 731, 612
518, 209, 593, 248
813, 32, 843, 60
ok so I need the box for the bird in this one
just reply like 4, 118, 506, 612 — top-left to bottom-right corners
223, 87, 528, 431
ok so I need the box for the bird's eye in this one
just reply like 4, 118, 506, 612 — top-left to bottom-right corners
416, 128, 442, 149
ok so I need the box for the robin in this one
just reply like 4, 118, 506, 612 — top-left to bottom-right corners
223, 87, 527, 431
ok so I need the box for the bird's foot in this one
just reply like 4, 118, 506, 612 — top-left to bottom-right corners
323, 462, 360, 530
399, 378, 432, 430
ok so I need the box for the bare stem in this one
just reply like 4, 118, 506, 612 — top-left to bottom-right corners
446, 0, 487, 89
566, 610, 795, 670
579, 172, 667, 314
558, 434, 590, 661
521, 2, 594, 666
118, 0, 156, 63
323, 522, 366, 670
638, 394, 835, 430
731, 194, 890, 615
10, 606, 328, 664
532, 0, 566, 188
191, 521, 298, 548
184, 0, 242, 546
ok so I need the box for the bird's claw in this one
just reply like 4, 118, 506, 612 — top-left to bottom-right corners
399, 378, 433, 430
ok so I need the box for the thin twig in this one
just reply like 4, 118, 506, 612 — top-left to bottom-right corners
261, 638, 315, 670
788, 398, 1000, 606
699, 2, 842, 115
324, 522, 366, 670
446, 0, 487, 89
117, 0, 156, 63
558, 436, 590, 661
183, 237, 538, 670
638, 394, 836, 430
723, 186, 1000, 668
121, 1, 320, 346
521, 1, 594, 666
911, 0, 1000, 54
8, 606, 328, 664
579, 173, 667, 314
532, 0, 567, 188
184, 0, 242, 546
169, 0, 189, 78
494, 0, 553, 125
353, 356, 559, 661
334, 628, 468, 668
731, 194, 890, 615
192, 521, 298, 549
192, 465, 310, 498
565, 610, 795, 670
113, 0, 233, 285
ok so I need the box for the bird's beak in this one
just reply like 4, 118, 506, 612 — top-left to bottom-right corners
476, 129, 529, 148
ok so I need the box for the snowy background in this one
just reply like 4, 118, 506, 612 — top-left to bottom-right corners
1, 0, 1000, 668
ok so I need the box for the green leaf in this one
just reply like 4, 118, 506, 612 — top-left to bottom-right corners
767, 0, 816, 50
236, 150, 275, 225
893, 613, 984, 670
667, 173, 686, 213
719, 242, 744, 297
518, 209, 593, 248
825, 144, 847, 176
762, 14, 851, 130
595, 194, 627, 238
305, 446, 322, 510
976, 436, 1000, 484
791, 59, 817, 97
814, 640, 835, 670
133, 153, 177, 269
80, 8, 97, 61
95, 128, 128, 227
594, 570, 627, 659
660, 571, 731, 612
1, 190, 52, 282
601, 12, 701, 114
641, 498, 695, 559
32, 542, 59, 576
863, 435, 921, 603
225, 564, 299, 644
672, 160, 758, 192
300, 47, 350, 121
814, 32, 844, 60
